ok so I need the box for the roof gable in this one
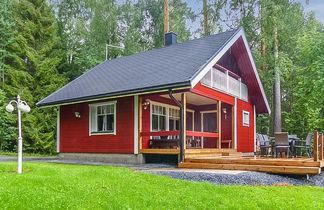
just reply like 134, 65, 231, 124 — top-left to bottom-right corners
190, 28, 270, 114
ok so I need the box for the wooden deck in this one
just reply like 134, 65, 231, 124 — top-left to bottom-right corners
179, 156, 324, 175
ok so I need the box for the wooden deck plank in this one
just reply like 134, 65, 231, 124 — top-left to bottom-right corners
185, 149, 236, 153
139, 149, 179, 154
185, 157, 321, 167
178, 162, 321, 175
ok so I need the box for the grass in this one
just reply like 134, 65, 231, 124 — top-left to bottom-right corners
0, 151, 58, 157
0, 163, 323, 209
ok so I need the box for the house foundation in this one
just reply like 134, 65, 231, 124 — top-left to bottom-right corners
59, 153, 145, 164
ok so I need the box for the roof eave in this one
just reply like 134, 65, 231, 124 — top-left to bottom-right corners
36, 81, 191, 108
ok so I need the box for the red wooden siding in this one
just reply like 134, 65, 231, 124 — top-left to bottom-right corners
60, 96, 134, 153
236, 98, 254, 152
221, 103, 232, 147
191, 83, 235, 105
141, 98, 150, 149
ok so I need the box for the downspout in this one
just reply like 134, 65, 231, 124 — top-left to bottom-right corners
168, 89, 184, 163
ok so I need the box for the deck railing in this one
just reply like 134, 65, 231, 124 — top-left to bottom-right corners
140, 131, 219, 149
201, 66, 248, 101
314, 131, 324, 161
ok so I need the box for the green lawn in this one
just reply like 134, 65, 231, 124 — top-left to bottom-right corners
0, 163, 323, 209
0, 151, 58, 157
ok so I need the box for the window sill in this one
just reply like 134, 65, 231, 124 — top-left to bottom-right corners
90, 132, 116, 136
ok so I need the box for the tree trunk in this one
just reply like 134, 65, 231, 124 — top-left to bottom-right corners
203, 0, 209, 36
163, 0, 169, 34
273, 23, 282, 132
260, 1, 266, 71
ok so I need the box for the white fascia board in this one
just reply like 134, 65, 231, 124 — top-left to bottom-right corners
190, 28, 243, 87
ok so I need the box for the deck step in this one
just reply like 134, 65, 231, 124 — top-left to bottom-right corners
178, 162, 321, 175
185, 158, 322, 167
185, 153, 242, 158
185, 149, 236, 153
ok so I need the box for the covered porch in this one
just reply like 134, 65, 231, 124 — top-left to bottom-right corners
137, 87, 238, 159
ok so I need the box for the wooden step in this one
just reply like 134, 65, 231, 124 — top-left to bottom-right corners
178, 162, 321, 175
221, 152, 242, 157
185, 149, 236, 153
185, 153, 222, 158
185, 158, 322, 167
185, 152, 242, 158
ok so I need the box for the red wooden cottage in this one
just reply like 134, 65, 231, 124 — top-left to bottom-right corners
37, 28, 270, 164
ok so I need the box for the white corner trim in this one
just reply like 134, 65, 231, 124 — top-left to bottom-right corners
253, 105, 256, 153
190, 28, 243, 87
57, 106, 60, 153
234, 98, 237, 149
134, 95, 139, 154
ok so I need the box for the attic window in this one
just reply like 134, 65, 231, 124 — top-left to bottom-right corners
89, 101, 116, 135
242, 111, 250, 127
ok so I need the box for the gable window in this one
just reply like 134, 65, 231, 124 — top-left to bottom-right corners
242, 111, 250, 127
89, 101, 116, 135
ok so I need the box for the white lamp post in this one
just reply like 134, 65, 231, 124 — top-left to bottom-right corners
6, 95, 31, 174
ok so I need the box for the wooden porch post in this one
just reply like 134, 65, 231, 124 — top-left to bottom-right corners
314, 131, 318, 161
231, 104, 235, 149
181, 93, 187, 153
320, 133, 323, 161
217, 101, 222, 149
138, 97, 143, 151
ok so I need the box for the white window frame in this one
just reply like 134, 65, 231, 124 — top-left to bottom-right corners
89, 101, 117, 136
149, 101, 194, 132
151, 104, 168, 131
242, 110, 250, 127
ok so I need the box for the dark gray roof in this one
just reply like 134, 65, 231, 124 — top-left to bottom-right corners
37, 29, 239, 107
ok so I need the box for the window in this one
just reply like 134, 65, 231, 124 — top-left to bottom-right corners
150, 102, 194, 133
89, 101, 116, 135
242, 111, 250, 127
151, 105, 167, 131
169, 108, 180, 131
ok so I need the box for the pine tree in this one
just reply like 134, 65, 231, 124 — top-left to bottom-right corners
0, 0, 16, 89
5, 0, 68, 153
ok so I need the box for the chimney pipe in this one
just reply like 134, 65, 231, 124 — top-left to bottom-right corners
165, 32, 177, 46
163, 0, 177, 46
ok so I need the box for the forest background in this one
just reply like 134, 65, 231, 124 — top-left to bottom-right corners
0, 0, 323, 154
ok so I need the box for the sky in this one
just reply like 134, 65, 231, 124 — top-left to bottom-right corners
184, 0, 324, 34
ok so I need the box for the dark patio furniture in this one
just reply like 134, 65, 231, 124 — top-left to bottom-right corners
259, 134, 272, 156
288, 135, 300, 157
149, 139, 179, 149
292, 133, 313, 157
274, 132, 291, 158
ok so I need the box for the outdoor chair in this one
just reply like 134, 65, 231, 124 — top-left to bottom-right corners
259, 134, 272, 156
274, 132, 291, 158
293, 133, 313, 157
